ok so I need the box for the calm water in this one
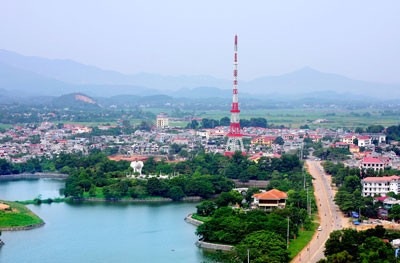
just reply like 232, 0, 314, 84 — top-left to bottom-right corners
0, 179, 205, 263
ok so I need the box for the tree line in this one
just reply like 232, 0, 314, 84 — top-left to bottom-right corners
187, 117, 268, 129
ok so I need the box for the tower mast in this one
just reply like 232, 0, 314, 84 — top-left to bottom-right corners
225, 35, 245, 155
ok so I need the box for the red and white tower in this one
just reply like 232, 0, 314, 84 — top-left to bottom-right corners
225, 35, 245, 155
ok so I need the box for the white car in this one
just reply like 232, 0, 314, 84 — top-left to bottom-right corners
318, 226, 322, 231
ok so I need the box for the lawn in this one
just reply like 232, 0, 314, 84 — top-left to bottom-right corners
288, 221, 318, 260
0, 201, 43, 228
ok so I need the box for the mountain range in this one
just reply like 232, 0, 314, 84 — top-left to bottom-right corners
0, 49, 399, 101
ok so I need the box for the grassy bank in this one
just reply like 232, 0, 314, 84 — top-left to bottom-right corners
0, 200, 44, 228
288, 222, 318, 259
191, 213, 211, 223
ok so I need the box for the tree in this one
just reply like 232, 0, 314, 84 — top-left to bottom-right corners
359, 236, 396, 262
366, 125, 384, 133
220, 117, 230, 126
168, 186, 185, 201
235, 230, 289, 263
137, 121, 152, 131
196, 201, 216, 216
274, 136, 284, 145
389, 204, 400, 221
187, 120, 199, 129
215, 191, 243, 207
146, 177, 168, 196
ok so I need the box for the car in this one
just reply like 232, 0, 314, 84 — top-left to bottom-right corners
318, 226, 322, 231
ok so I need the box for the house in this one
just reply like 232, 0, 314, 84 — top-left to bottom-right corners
357, 136, 372, 147
362, 175, 400, 197
360, 157, 385, 172
252, 189, 288, 209
334, 142, 349, 149
250, 136, 277, 146
349, 144, 360, 153
342, 135, 356, 145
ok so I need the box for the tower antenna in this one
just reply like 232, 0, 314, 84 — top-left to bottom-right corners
225, 35, 245, 156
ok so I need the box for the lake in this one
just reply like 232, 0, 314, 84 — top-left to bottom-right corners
0, 179, 206, 263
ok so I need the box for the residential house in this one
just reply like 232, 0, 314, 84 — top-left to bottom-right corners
252, 189, 288, 209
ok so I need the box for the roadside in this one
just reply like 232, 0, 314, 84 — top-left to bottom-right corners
291, 160, 348, 263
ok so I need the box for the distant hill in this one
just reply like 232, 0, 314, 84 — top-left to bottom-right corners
243, 67, 400, 99
0, 49, 399, 100
52, 93, 101, 109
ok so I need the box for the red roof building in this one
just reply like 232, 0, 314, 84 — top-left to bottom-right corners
360, 157, 385, 172
252, 189, 288, 209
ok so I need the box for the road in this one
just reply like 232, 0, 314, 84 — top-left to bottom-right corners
291, 160, 347, 263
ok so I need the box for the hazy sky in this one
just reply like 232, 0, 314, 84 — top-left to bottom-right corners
1, 1, 399, 83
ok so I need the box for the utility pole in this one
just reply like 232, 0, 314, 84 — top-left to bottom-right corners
287, 216, 290, 249
247, 248, 250, 263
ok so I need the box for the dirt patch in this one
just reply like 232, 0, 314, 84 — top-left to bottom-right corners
0, 203, 10, 210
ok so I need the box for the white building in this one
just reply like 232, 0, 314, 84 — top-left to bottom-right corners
156, 113, 169, 129
357, 136, 372, 147
362, 175, 400, 197
360, 157, 385, 172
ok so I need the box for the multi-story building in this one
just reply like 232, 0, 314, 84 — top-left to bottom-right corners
362, 176, 400, 197
360, 157, 385, 172
357, 136, 372, 147
342, 135, 356, 144
156, 113, 169, 129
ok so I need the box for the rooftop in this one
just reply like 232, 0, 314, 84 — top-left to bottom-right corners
253, 189, 288, 200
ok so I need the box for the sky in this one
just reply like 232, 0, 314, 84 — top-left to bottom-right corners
1, 1, 399, 83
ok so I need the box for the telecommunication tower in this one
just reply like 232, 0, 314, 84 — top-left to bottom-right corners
225, 35, 245, 156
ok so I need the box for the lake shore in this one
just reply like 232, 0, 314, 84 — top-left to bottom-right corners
0, 173, 68, 181
74, 196, 202, 203
0, 201, 45, 231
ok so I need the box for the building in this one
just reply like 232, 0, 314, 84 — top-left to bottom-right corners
362, 175, 400, 197
252, 189, 288, 209
342, 135, 356, 145
357, 136, 372, 147
156, 113, 169, 129
250, 136, 277, 146
360, 157, 385, 172
349, 144, 360, 153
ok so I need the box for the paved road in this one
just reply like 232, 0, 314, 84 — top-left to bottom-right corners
292, 160, 346, 263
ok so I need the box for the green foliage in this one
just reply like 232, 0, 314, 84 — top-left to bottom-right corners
324, 226, 396, 262
196, 201, 216, 216
314, 147, 351, 161
235, 230, 289, 263
215, 191, 243, 207
196, 208, 302, 247
389, 204, 400, 221
274, 136, 285, 145
387, 124, 400, 141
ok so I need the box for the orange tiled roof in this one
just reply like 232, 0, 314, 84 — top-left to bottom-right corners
253, 189, 288, 200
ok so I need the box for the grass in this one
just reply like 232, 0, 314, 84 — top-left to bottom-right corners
288, 221, 318, 260
193, 108, 400, 129
191, 213, 212, 222
0, 200, 43, 228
